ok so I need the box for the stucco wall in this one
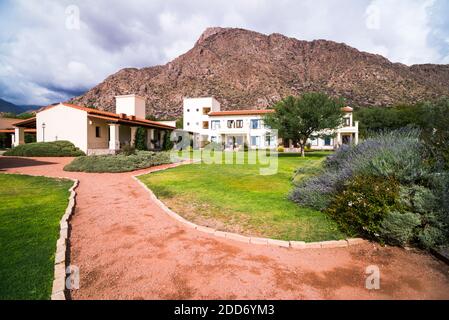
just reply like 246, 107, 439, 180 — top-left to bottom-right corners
36, 104, 88, 152
183, 97, 221, 134
115, 95, 146, 119
87, 117, 109, 149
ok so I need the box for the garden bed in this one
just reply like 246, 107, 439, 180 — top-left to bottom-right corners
4, 141, 85, 157
64, 151, 173, 173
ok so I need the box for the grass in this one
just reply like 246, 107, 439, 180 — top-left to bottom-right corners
64, 151, 172, 173
0, 174, 73, 300
139, 151, 346, 242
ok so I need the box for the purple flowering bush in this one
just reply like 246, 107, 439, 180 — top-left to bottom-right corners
290, 129, 448, 248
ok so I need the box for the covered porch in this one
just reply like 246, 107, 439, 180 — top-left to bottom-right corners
7, 117, 37, 148
86, 114, 172, 155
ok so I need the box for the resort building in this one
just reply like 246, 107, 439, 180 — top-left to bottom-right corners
11, 95, 176, 155
183, 97, 359, 150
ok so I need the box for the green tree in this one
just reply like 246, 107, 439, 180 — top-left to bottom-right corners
134, 127, 147, 151
264, 93, 344, 157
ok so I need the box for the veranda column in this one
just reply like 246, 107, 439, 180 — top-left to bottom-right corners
14, 127, 24, 146
336, 132, 342, 147
354, 121, 359, 145
160, 130, 166, 149
147, 129, 155, 149
108, 124, 120, 152
11, 134, 15, 147
130, 126, 138, 147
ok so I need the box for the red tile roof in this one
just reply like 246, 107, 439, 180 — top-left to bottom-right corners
39, 103, 176, 130
208, 109, 275, 116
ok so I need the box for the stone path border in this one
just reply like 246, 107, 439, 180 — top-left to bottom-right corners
51, 178, 78, 300
133, 165, 367, 250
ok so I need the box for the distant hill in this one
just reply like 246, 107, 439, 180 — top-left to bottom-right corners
70, 27, 449, 119
0, 98, 39, 115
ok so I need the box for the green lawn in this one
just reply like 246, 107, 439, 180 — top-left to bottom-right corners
0, 174, 73, 300
139, 151, 345, 241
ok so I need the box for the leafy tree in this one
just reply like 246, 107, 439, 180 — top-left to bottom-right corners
264, 93, 344, 157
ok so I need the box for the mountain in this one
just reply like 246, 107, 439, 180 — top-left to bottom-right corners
70, 27, 449, 119
0, 98, 39, 114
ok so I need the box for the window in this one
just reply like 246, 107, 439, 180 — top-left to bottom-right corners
236, 120, 243, 128
309, 136, 318, 146
187, 122, 190, 126
211, 120, 220, 130
324, 136, 332, 146
187, 109, 190, 112
203, 107, 211, 115
250, 119, 260, 129
196, 108, 199, 112
95, 126, 101, 138
344, 117, 351, 127
227, 120, 235, 128
202, 121, 209, 129
211, 136, 217, 143
250, 136, 260, 146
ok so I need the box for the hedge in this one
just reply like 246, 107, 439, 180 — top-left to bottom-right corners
4, 141, 85, 157
64, 151, 173, 173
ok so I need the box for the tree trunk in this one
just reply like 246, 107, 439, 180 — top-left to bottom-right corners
299, 143, 305, 157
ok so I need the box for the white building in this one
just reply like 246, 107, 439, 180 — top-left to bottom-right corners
183, 97, 359, 150
12, 95, 175, 155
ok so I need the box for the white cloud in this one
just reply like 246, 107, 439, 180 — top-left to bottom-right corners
0, 0, 447, 105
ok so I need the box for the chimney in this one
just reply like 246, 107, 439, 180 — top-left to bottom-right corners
115, 94, 146, 119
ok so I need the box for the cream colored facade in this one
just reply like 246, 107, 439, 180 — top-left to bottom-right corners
13, 94, 175, 154
36, 104, 88, 151
182, 97, 359, 150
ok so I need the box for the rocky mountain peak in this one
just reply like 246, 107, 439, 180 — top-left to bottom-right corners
69, 27, 449, 119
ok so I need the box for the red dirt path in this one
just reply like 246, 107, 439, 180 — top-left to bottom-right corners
1, 156, 449, 300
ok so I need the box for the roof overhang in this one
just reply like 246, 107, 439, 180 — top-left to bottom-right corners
88, 114, 175, 130
0, 128, 36, 133
12, 117, 37, 128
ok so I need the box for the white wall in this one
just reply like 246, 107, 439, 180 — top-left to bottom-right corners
183, 97, 220, 134
115, 94, 146, 119
37, 104, 88, 152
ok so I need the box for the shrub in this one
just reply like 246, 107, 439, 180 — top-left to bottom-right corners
291, 129, 428, 209
379, 211, 421, 246
291, 128, 448, 249
162, 132, 174, 151
120, 144, 136, 156
64, 151, 172, 173
4, 141, 85, 157
277, 146, 284, 153
325, 175, 400, 238
135, 127, 147, 151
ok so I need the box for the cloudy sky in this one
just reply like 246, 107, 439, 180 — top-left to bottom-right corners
1, 0, 448, 106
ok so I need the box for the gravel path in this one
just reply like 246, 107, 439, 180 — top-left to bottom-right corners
1, 156, 449, 300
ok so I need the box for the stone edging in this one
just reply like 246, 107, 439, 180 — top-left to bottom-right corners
132, 165, 367, 250
51, 178, 78, 300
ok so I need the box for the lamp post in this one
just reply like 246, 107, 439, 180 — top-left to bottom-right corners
42, 122, 46, 142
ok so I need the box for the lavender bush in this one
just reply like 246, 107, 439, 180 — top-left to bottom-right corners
290, 128, 448, 248
291, 129, 427, 210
